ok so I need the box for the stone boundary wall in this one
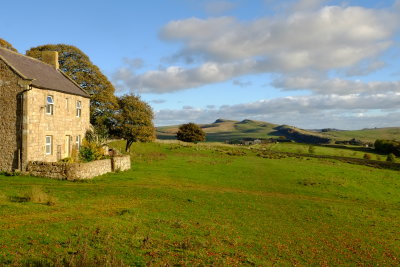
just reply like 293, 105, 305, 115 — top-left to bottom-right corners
67, 159, 112, 180
112, 155, 131, 171
27, 155, 131, 180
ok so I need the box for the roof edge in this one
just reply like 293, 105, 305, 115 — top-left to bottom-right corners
59, 70, 90, 98
31, 85, 91, 98
0, 46, 90, 98
0, 46, 61, 68
0, 54, 32, 81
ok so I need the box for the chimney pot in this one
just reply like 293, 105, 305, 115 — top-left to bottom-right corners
42, 51, 59, 69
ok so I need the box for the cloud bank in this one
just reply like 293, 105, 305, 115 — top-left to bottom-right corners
155, 92, 400, 129
114, 4, 398, 92
112, 1, 400, 129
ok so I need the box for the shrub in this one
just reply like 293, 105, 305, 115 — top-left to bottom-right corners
308, 145, 315, 154
85, 127, 109, 147
176, 123, 206, 143
79, 140, 104, 163
374, 139, 400, 156
386, 153, 396, 162
78, 129, 109, 162
363, 153, 372, 160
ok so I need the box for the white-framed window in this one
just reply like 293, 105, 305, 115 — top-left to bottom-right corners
46, 95, 54, 115
76, 100, 81, 117
76, 135, 81, 150
45, 136, 53, 155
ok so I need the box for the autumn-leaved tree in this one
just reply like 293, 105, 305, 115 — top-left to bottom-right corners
114, 94, 155, 152
25, 44, 117, 128
0, 38, 17, 52
176, 123, 206, 143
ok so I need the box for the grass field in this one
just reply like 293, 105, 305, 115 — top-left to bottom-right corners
0, 141, 399, 266
324, 127, 400, 142
254, 142, 389, 161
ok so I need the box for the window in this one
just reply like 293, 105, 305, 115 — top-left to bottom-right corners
45, 136, 53, 155
76, 100, 81, 117
46, 96, 54, 115
76, 135, 81, 150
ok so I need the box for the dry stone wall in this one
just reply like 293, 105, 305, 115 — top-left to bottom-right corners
66, 159, 112, 180
27, 155, 131, 180
112, 155, 131, 171
27, 161, 69, 179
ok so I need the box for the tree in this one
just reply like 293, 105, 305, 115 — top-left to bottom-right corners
25, 44, 118, 128
114, 94, 155, 152
386, 153, 396, 162
176, 123, 206, 143
374, 139, 400, 156
0, 38, 17, 52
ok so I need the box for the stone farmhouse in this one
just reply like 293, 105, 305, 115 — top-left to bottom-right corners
0, 47, 91, 172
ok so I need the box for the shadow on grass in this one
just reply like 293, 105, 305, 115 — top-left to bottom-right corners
8, 196, 30, 203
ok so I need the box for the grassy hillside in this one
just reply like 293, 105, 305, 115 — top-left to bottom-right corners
157, 119, 400, 143
157, 119, 327, 142
0, 141, 399, 265
323, 127, 400, 142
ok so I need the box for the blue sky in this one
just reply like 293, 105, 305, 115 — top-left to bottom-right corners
2, 0, 400, 129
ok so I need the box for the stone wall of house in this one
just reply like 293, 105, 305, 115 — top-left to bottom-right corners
27, 156, 131, 180
25, 88, 91, 163
112, 155, 131, 171
0, 58, 24, 171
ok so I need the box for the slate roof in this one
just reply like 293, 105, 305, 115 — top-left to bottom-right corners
0, 47, 90, 98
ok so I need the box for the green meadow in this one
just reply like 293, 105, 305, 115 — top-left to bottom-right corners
254, 142, 387, 161
0, 141, 399, 266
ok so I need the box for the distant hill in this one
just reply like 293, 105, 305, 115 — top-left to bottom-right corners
157, 119, 400, 144
321, 127, 400, 143
157, 119, 323, 143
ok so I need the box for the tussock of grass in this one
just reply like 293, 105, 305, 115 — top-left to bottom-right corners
9, 186, 56, 206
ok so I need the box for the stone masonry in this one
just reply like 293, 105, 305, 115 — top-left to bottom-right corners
27, 155, 131, 180
25, 88, 90, 163
0, 58, 25, 171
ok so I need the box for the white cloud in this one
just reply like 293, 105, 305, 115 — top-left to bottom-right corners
289, 0, 327, 12
113, 59, 273, 93
233, 80, 252, 87
272, 76, 400, 95
150, 99, 166, 104
123, 57, 144, 69
395, 0, 400, 10
344, 60, 386, 76
160, 6, 396, 63
114, 4, 399, 93
204, 1, 237, 15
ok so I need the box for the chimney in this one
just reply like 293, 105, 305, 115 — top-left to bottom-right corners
42, 51, 59, 69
